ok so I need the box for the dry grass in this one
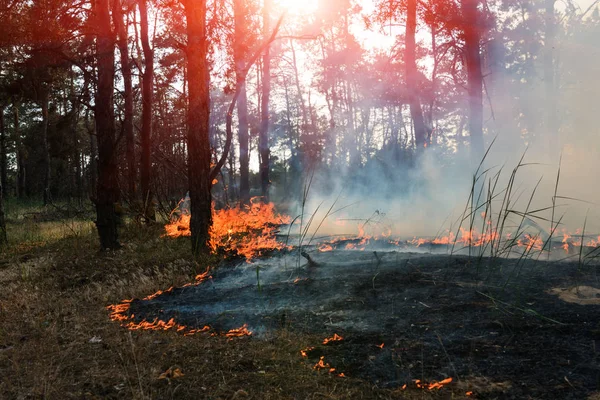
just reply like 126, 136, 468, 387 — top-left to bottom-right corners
0, 209, 441, 400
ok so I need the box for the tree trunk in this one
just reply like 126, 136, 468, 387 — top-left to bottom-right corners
259, 0, 272, 200
112, 0, 136, 201
95, 0, 120, 250
184, 0, 212, 256
0, 172, 6, 246
13, 104, 25, 198
544, 0, 558, 154
234, 0, 250, 204
39, 92, 51, 205
405, 0, 428, 151
139, 0, 155, 221
0, 108, 7, 198
86, 111, 98, 201
463, 0, 485, 159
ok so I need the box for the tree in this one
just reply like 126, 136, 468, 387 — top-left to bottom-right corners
405, 0, 428, 150
183, 0, 212, 255
94, 0, 121, 249
234, 0, 251, 204
462, 0, 484, 158
259, 0, 272, 199
139, 0, 155, 221
112, 0, 136, 201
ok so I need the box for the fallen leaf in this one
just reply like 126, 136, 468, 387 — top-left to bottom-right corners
158, 367, 184, 380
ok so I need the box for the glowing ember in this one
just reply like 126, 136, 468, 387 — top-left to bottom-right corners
377, 343, 385, 349
313, 356, 336, 373
318, 244, 333, 252
414, 377, 453, 390
224, 324, 252, 338
322, 333, 344, 344
164, 198, 291, 260
300, 346, 315, 357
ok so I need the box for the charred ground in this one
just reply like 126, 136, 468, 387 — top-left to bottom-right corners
125, 248, 600, 399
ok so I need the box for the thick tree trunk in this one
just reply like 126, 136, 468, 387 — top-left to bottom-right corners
95, 0, 120, 250
139, 0, 155, 221
463, 0, 485, 159
405, 0, 428, 151
112, 0, 136, 200
184, 0, 212, 256
234, 0, 250, 204
259, 0, 272, 200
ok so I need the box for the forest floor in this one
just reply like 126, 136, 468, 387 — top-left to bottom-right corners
0, 203, 440, 400
1, 203, 600, 399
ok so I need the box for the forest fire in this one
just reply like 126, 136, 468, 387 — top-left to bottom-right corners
164, 199, 291, 260
312, 220, 600, 258
106, 269, 250, 338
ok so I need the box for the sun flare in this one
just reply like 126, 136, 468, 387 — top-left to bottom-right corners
274, 0, 319, 15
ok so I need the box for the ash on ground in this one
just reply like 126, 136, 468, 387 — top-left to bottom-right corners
127, 249, 600, 399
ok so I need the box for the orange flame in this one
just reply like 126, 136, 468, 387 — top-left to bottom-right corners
164, 199, 291, 261
224, 324, 252, 338
300, 346, 315, 357
322, 333, 344, 345
318, 244, 334, 252
414, 377, 453, 390
106, 269, 242, 338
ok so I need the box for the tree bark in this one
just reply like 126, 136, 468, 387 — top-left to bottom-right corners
259, 0, 272, 200
0, 171, 6, 246
139, 0, 155, 221
94, 0, 121, 250
234, 0, 250, 204
13, 103, 25, 198
462, 0, 485, 159
183, 0, 212, 256
40, 91, 51, 205
405, 0, 428, 151
86, 111, 98, 202
0, 108, 7, 198
544, 0, 558, 153
112, 0, 136, 200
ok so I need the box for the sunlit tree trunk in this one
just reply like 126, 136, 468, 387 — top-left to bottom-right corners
139, 0, 155, 221
94, 0, 121, 249
462, 0, 485, 159
112, 0, 136, 201
183, 0, 212, 256
405, 0, 428, 151
234, 0, 250, 204
259, 0, 272, 200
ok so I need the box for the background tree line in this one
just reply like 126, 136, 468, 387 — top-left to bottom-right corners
0, 0, 597, 252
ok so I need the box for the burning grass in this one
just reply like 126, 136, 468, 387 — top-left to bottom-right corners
1, 216, 439, 400
165, 198, 291, 260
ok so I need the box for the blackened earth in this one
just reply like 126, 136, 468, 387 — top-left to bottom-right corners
127, 248, 600, 399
